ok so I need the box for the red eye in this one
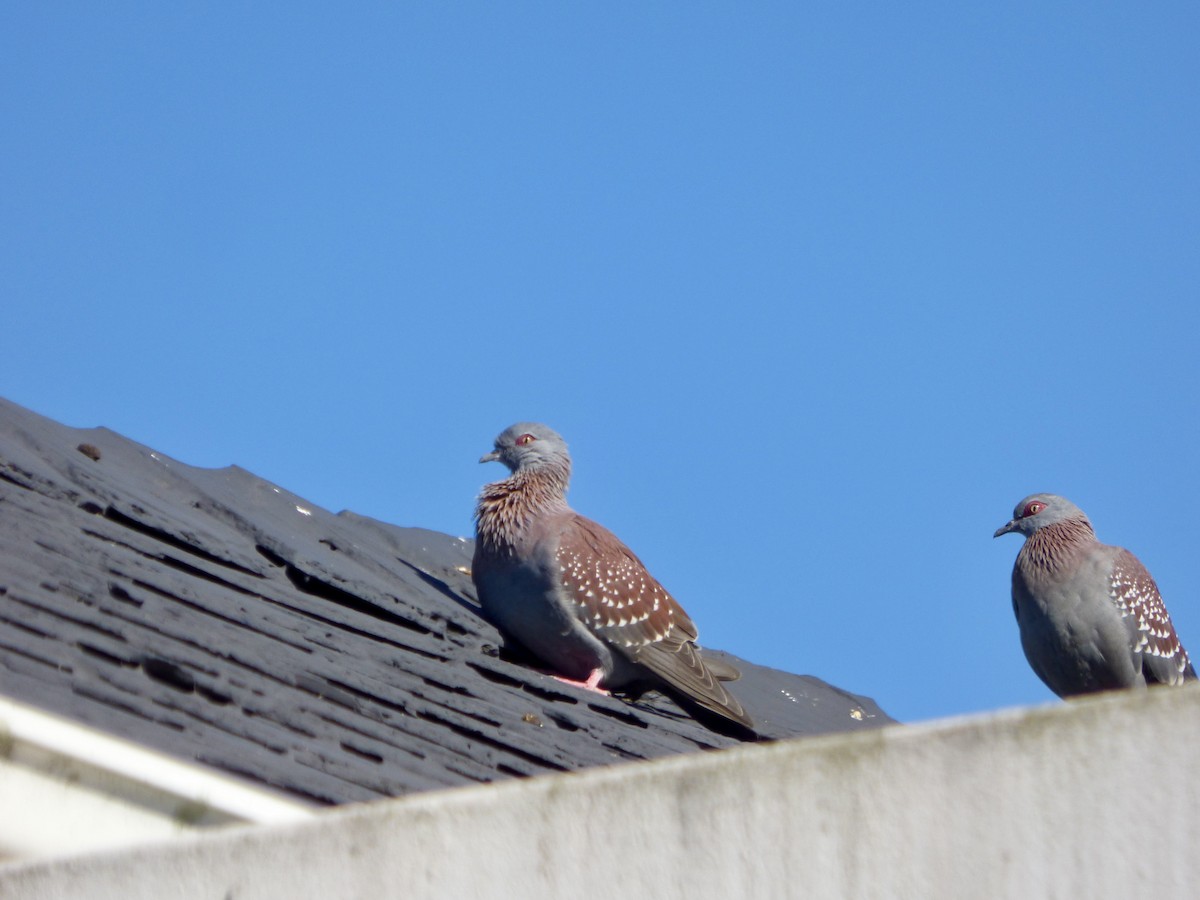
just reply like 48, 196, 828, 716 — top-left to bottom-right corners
1022, 501, 1045, 517
515, 433, 536, 446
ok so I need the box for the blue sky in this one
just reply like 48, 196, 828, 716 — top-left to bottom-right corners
3, 5, 1198, 724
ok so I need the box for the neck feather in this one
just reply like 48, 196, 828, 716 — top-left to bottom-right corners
474, 459, 571, 554
1019, 517, 1096, 573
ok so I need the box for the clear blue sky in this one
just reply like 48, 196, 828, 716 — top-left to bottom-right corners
4, 5, 1198, 724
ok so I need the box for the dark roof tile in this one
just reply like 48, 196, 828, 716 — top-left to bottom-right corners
0, 396, 891, 805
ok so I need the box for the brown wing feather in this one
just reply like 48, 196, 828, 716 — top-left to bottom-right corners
556, 515, 696, 649
1109, 550, 1194, 685
554, 515, 752, 727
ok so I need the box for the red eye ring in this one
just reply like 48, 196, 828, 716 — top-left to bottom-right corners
516, 433, 536, 446
1022, 501, 1045, 518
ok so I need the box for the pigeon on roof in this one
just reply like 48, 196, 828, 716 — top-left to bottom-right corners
473, 422, 752, 732
995, 492, 1195, 697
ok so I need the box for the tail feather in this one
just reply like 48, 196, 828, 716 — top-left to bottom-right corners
633, 641, 753, 729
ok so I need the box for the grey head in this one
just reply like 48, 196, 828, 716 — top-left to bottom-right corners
993, 493, 1091, 540
480, 422, 571, 474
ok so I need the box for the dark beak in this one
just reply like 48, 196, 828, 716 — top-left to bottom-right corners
993, 520, 1017, 538
479, 450, 500, 464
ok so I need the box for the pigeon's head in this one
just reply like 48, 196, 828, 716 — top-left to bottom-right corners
993, 493, 1089, 539
480, 422, 571, 474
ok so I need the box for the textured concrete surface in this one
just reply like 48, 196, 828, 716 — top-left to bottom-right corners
0, 396, 889, 808
3, 685, 1197, 899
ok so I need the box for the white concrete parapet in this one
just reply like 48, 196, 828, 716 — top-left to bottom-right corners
2, 685, 1197, 899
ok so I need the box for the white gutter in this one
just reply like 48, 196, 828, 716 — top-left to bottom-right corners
0, 696, 316, 861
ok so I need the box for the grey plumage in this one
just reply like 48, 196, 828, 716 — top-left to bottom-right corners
472, 422, 753, 730
994, 493, 1195, 697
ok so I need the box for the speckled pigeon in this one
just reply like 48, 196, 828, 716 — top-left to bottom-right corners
472, 422, 753, 729
994, 493, 1195, 698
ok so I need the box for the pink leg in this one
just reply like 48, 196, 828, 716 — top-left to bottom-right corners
552, 668, 609, 695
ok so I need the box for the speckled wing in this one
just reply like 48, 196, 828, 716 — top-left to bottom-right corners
1109, 550, 1196, 685
555, 515, 752, 728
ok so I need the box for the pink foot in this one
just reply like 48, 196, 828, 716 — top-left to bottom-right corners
552, 668, 609, 695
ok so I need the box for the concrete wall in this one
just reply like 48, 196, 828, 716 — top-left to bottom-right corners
3, 685, 1197, 900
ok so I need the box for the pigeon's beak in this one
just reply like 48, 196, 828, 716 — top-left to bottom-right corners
993, 519, 1017, 538
479, 450, 500, 464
